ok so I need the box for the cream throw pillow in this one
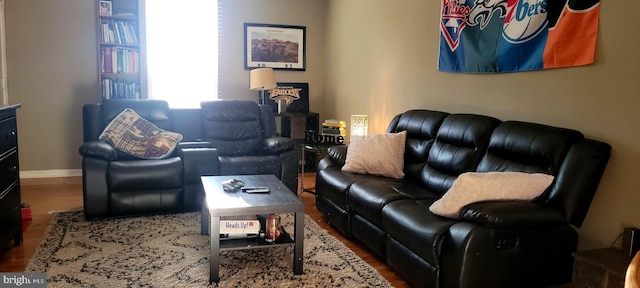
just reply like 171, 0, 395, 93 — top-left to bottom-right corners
342, 131, 407, 179
429, 172, 554, 219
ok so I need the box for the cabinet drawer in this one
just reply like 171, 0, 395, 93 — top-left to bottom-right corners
0, 116, 17, 156
0, 151, 18, 193
0, 183, 21, 248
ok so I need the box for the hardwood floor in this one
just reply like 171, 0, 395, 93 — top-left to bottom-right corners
0, 174, 410, 287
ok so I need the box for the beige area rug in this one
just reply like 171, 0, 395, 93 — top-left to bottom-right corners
26, 211, 394, 288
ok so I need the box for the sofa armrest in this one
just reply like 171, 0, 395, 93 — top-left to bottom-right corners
327, 145, 348, 167
179, 147, 220, 182
178, 147, 219, 211
262, 137, 296, 154
78, 141, 118, 161
460, 201, 567, 228
82, 157, 110, 219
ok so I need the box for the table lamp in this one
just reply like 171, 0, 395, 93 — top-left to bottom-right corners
249, 68, 277, 105
350, 115, 368, 140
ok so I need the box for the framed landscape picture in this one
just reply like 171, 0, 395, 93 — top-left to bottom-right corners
244, 23, 306, 71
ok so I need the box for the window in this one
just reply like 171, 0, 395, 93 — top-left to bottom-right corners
145, 0, 218, 108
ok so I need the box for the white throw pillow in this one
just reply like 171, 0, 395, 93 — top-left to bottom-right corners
342, 131, 407, 179
429, 172, 554, 219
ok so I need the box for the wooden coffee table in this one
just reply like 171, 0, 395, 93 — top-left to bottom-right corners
200, 174, 304, 283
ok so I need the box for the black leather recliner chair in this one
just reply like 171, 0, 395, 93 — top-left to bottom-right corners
200, 100, 298, 193
79, 99, 219, 219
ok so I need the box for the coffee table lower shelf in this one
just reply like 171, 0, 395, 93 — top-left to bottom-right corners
219, 229, 294, 250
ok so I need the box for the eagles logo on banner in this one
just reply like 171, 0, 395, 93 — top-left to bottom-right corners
438, 0, 600, 73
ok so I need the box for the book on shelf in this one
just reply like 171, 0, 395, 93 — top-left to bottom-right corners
324, 119, 346, 125
101, 20, 138, 45
103, 47, 113, 73
101, 47, 139, 74
113, 12, 135, 17
102, 79, 140, 100
322, 130, 346, 135
322, 126, 346, 131
322, 119, 346, 136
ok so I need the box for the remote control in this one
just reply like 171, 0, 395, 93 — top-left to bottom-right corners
242, 187, 270, 193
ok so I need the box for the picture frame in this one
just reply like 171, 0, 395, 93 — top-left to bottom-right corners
244, 23, 306, 71
99, 1, 112, 16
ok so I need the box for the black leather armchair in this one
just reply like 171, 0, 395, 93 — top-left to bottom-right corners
200, 100, 298, 193
79, 99, 219, 219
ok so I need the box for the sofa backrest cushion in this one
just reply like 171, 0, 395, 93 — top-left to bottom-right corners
101, 100, 173, 131
387, 110, 501, 196
387, 110, 449, 181
424, 114, 501, 195
476, 121, 586, 221
82, 99, 174, 142
549, 139, 611, 227
259, 104, 278, 139
477, 121, 584, 175
200, 100, 264, 157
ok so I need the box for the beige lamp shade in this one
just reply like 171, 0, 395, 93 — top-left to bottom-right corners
249, 68, 277, 91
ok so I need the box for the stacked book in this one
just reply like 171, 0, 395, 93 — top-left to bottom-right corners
322, 119, 346, 138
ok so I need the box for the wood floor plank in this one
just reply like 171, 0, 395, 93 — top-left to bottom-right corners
0, 174, 410, 287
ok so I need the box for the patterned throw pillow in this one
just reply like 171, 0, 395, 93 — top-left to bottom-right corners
99, 108, 183, 159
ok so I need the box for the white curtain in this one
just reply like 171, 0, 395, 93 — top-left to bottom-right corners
145, 0, 218, 108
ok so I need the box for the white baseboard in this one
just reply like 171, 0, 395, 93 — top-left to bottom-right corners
20, 169, 82, 179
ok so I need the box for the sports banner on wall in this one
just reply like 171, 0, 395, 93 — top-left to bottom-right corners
438, 0, 600, 73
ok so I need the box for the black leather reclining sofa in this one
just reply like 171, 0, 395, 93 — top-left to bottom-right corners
79, 100, 219, 218
315, 110, 611, 288
79, 99, 298, 219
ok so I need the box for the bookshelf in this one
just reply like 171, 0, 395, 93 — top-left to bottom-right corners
96, 0, 147, 100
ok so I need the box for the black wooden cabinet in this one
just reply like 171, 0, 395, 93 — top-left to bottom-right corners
277, 112, 319, 140
572, 248, 630, 288
276, 112, 320, 171
0, 104, 22, 249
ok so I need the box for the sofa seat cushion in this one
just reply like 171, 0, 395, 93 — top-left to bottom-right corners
110, 187, 183, 216
316, 166, 381, 210
109, 157, 183, 191
382, 199, 457, 266
219, 155, 281, 177
348, 179, 440, 227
